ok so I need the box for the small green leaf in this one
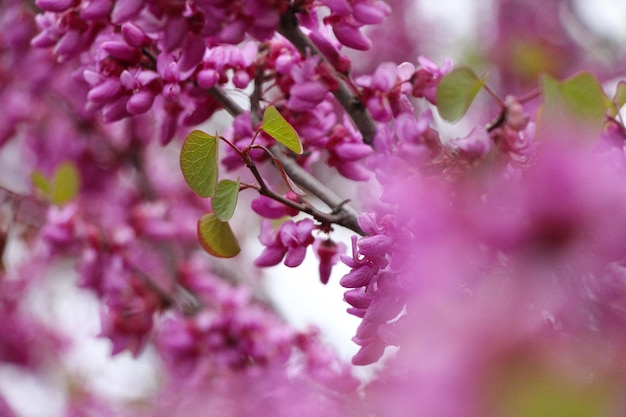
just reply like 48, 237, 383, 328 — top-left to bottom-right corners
261, 106, 303, 154
539, 72, 609, 139
211, 178, 240, 222
31, 171, 50, 196
180, 130, 219, 198
612, 81, 626, 116
436, 67, 486, 123
51, 162, 80, 205
197, 213, 240, 258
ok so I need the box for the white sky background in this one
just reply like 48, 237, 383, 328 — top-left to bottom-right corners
3, 1, 626, 415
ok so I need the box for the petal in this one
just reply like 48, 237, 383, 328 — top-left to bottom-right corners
111, 0, 144, 24
340, 265, 376, 288
36, 0, 75, 12
358, 234, 392, 257
334, 142, 373, 161
351, 339, 385, 365
332, 23, 371, 51
254, 247, 287, 267
284, 245, 307, 267
126, 90, 154, 114
81, 0, 114, 20
344, 288, 372, 309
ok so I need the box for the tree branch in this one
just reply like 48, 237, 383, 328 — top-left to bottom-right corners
277, 9, 378, 146
208, 86, 365, 235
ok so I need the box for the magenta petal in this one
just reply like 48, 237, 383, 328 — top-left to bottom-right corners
290, 81, 328, 103
358, 234, 392, 257
332, 23, 372, 51
36, 0, 75, 12
102, 96, 130, 123
334, 143, 373, 161
340, 265, 375, 288
197, 69, 219, 88
279, 221, 298, 247
252, 196, 296, 219
122, 23, 147, 47
218, 20, 246, 44
81, 0, 114, 20
87, 78, 123, 103
126, 90, 154, 114
162, 17, 187, 53
321, 0, 351, 14
179, 35, 206, 74
53, 30, 83, 60
232, 70, 251, 89
336, 161, 371, 181
102, 41, 137, 60
363, 294, 403, 324
254, 247, 287, 267
347, 307, 367, 318
111, 0, 144, 24
351, 339, 385, 365
295, 219, 315, 242
258, 220, 278, 246
353, 1, 388, 25
284, 245, 307, 267
344, 288, 372, 309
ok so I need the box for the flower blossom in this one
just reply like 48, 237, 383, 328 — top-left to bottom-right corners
356, 61, 416, 122
320, 0, 391, 50
410, 55, 453, 104
255, 219, 316, 268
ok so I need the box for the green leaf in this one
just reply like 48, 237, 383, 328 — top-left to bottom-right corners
491, 357, 620, 417
261, 106, 303, 154
612, 81, 626, 116
32, 162, 80, 205
31, 171, 50, 196
436, 67, 486, 123
211, 178, 240, 222
539, 72, 609, 139
51, 162, 80, 205
197, 213, 240, 258
180, 130, 219, 198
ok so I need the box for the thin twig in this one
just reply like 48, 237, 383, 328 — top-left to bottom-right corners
208, 86, 365, 235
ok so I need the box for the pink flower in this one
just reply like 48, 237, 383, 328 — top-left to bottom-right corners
255, 219, 316, 268
450, 127, 493, 160
314, 238, 346, 284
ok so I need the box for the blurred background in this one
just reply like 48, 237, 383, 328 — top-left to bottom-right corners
1, 0, 626, 415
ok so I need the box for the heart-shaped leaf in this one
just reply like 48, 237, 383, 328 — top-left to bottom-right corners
436, 67, 486, 123
51, 162, 80, 205
31, 171, 50, 196
539, 72, 609, 139
197, 213, 240, 258
32, 161, 80, 206
180, 130, 219, 198
611, 81, 626, 116
261, 106, 303, 154
211, 178, 240, 222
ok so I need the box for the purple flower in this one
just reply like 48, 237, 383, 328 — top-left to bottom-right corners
450, 127, 493, 160
411, 55, 453, 103
314, 238, 346, 284
255, 219, 316, 268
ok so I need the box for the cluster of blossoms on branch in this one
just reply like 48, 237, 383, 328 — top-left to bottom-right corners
2, 0, 626, 416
